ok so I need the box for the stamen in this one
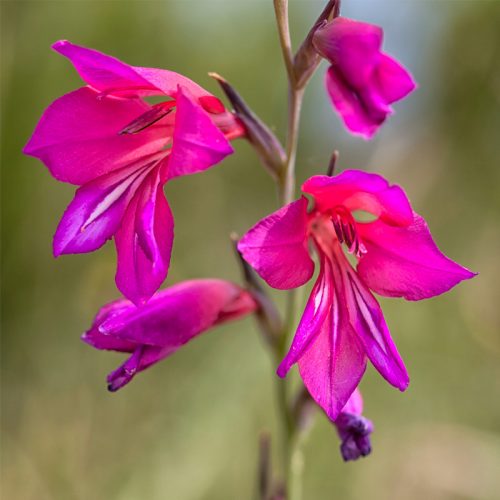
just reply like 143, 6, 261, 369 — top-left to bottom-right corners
331, 206, 367, 258
119, 101, 175, 135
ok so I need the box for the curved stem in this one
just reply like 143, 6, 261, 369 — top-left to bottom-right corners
273, 0, 295, 85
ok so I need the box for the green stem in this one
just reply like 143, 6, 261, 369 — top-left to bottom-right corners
273, 2, 307, 498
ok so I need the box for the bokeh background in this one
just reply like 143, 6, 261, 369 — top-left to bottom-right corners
2, 1, 500, 499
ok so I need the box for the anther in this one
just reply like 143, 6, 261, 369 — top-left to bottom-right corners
119, 101, 175, 135
330, 206, 366, 258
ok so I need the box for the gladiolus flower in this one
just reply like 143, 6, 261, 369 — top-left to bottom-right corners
82, 279, 257, 391
335, 389, 373, 461
312, 17, 416, 139
238, 170, 475, 420
24, 41, 244, 304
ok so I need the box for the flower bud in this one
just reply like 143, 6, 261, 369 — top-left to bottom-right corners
210, 73, 286, 179
293, 0, 341, 89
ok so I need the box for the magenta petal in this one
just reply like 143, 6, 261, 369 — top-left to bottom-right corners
357, 213, 476, 301
297, 283, 367, 421
303, 170, 413, 226
53, 40, 156, 94
376, 53, 417, 103
167, 86, 233, 180
53, 160, 156, 256
339, 259, 409, 391
98, 279, 256, 345
115, 171, 174, 305
23, 87, 169, 185
52, 40, 207, 98
82, 279, 257, 390
238, 197, 314, 290
341, 388, 363, 416
313, 17, 383, 87
324, 66, 385, 140
277, 255, 333, 377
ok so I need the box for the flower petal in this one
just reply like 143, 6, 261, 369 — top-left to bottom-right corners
53, 158, 159, 256
52, 40, 207, 98
337, 253, 409, 391
238, 197, 314, 290
324, 66, 385, 139
97, 279, 256, 345
23, 87, 170, 185
313, 17, 383, 87
82, 279, 257, 390
166, 86, 234, 180
356, 213, 476, 301
376, 53, 417, 104
341, 387, 363, 416
303, 170, 413, 226
277, 254, 333, 377
297, 262, 367, 421
115, 170, 174, 305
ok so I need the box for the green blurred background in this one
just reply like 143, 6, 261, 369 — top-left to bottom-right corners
2, 1, 500, 499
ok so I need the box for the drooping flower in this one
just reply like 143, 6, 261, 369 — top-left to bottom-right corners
82, 279, 257, 391
312, 17, 416, 139
334, 388, 373, 461
238, 170, 475, 420
24, 41, 245, 305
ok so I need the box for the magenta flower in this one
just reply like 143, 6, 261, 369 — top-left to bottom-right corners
334, 389, 373, 462
82, 279, 257, 391
24, 41, 244, 305
312, 17, 416, 139
238, 170, 475, 420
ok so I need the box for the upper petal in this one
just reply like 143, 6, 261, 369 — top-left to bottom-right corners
238, 197, 314, 290
356, 213, 476, 301
313, 17, 383, 87
303, 170, 413, 226
23, 87, 169, 185
115, 170, 174, 305
166, 86, 234, 180
52, 40, 208, 98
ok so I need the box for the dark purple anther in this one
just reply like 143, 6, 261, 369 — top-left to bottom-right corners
334, 412, 374, 461
119, 102, 175, 135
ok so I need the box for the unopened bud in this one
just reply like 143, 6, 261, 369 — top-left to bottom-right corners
293, 0, 341, 89
210, 73, 286, 179
334, 412, 374, 461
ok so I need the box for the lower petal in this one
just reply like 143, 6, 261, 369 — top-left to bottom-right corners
297, 281, 367, 421
115, 174, 174, 305
53, 158, 158, 256
325, 66, 387, 140
339, 258, 409, 391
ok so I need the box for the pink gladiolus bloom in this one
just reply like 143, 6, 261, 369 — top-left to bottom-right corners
335, 388, 373, 461
312, 17, 417, 139
82, 279, 257, 391
24, 41, 244, 304
238, 170, 475, 420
